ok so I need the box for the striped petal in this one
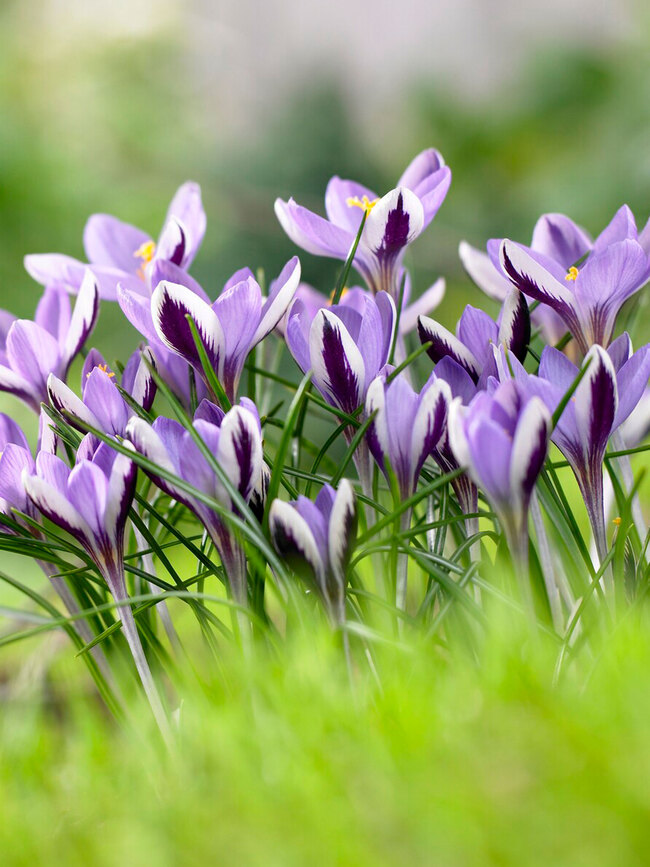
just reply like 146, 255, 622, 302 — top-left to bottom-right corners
497, 289, 531, 363
270, 499, 325, 584
62, 270, 100, 372
418, 315, 481, 382
328, 479, 357, 580
310, 309, 366, 412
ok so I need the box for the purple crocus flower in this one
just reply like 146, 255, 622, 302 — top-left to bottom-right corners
126, 399, 264, 604
511, 337, 650, 560
366, 368, 450, 501
47, 346, 156, 438
417, 288, 530, 387
276, 276, 445, 339
275, 149, 451, 302
25, 182, 206, 301
449, 379, 552, 566
150, 257, 301, 403
0, 272, 99, 413
500, 232, 650, 356
22, 437, 169, 738
286, 290, 395, 415
460, 211, 593, 345
269, 480, 356, 627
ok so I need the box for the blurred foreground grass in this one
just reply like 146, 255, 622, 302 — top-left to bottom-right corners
2, 613, 650, 866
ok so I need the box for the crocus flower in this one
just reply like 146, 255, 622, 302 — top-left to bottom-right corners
512, 338, 650, 560
0, 273, 99, 414
417, 288, 530, 387
25, 182, 206, 301
366, 368, 450, 501
150, 257, 301, 403
48, 346, 156, 438
449, 379, 552, 566
276, 276, 445, 339
286, 290, 395, 415
500, 234, 650, 356
126, 399, 264, 604
269, 481, 357, 627
22, 437, 169, 737
275, 149, 451, 302
460, 211, 593, 345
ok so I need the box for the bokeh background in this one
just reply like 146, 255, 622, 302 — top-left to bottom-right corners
1, 0, 650, 377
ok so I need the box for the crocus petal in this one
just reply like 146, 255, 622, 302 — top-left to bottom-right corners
328, 479, 357, 580
126, 416, 185, 502
509, 397, 550, 513
62, 270, 100, 372
592, 205, 638, 253
216, 404, 263, 502
457, 305, 498, 366
365, 376, 389, 471
434, 356, 477, 405
614, 345, 650, 430
83, 214, 150, 274
274, 198, 355, 260
0, 365, 39, 409
156, 218, 186, 268
285, 300, 313, 374
152, 280, 225, 377
399, 278, 446, 334
48, 373, 102, 431
24, 253, 87, 292
6, 321, 61, 397
35, 287, 71, 343
23, 472, 93, 545
575, 346, 618, 462
122, 347, 156, 412
251, 256, 301, 346
411, 378, 450, 480
607, 333, 632, 372
162, 181, 206, 268
459, 241, 510, 301
500, 240, 579, 335
117, 284, 159, 344
398, 148, 445, 192
214, 277, 262, 394
418, 315, 481, 382
0, 413, 29, 451
325, 177, 378, 232
194, 398, 226, 427
67, 461, 109, 540
270, 499, 325, 583
83, 368, 132, 436
362, 188, 424, 257
531, 213, 592, 268
310, 309, 365, 412
150, 259, 211, 303
497, 289, 531, 362
104, 448, 137, 543
0, 444, 34, 515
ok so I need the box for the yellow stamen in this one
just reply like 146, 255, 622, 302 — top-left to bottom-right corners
346, 195, 378, 215
329, 287, 349, 304
612, 516, 622, 526
87, 363, 115, 380
134, 240, 156, 263
565, 266, 579, 282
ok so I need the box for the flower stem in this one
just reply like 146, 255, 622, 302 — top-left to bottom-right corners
396, 508, 412, 612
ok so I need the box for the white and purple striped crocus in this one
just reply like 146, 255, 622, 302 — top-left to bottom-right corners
500, 222, 650, 356
449, 379, 552, 566
518, 337, 650, 560
21, 436, 170, 736
127, 398, 264, 604
286, 290, 395, 416
418, 288, 530, 387
275, 149, 451, 303
269, 481, 357, 627
366, 368, 450, 501
0, 272, 99, 413
150, 257, 301, 403
460, 210, 594, 345
48, 346, 156, 438
25, 182, 206, 301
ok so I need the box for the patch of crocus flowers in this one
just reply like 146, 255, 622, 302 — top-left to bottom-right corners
1, 149, 649, 740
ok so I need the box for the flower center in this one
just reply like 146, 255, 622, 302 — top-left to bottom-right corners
565, 266, 579, 282
346, 195, 378, 215
88, 363, 115, 380
133, 240, 156, 280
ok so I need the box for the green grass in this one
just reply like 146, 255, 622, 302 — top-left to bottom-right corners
2, 611, 650, 866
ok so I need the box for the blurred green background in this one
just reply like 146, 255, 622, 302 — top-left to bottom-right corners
2, 0, 649, 368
